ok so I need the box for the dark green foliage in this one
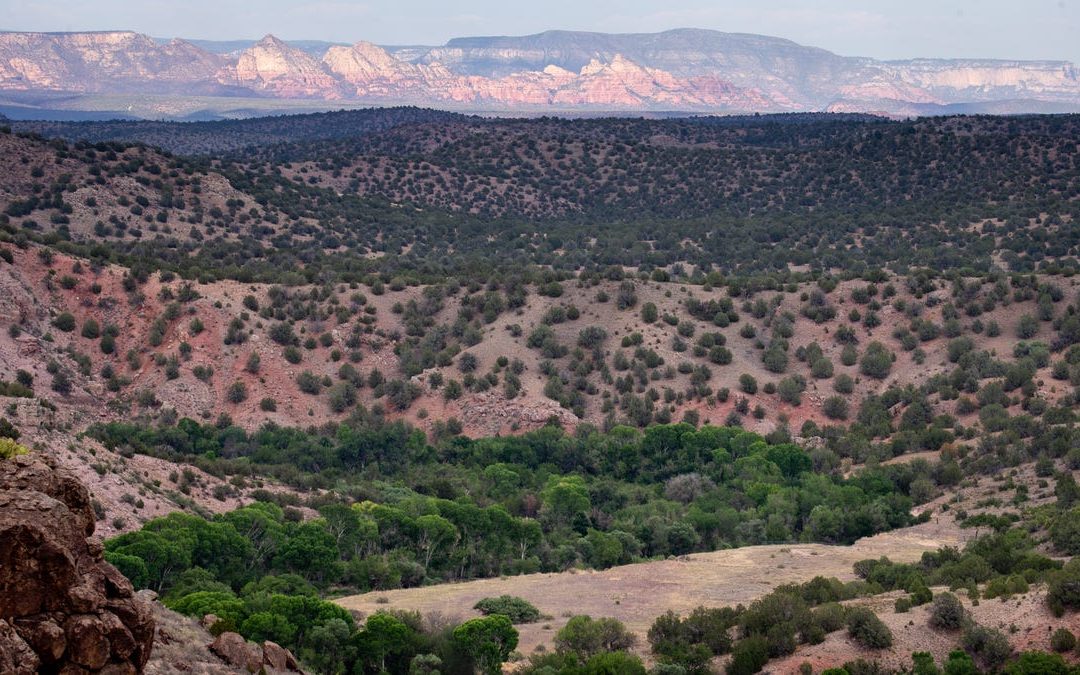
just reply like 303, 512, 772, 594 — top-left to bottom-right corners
225, 381, 248, 404
0, 381, 33, 398
928, 592, 965, 630
452, 615, 518, 675
90, 419, 919, 571
846, 608, 892, 649
962, 624, 1012, 671
473, 595, 541, 624
1050, 507, 1080, 554
81, 318, 100, 339
296, 371, 322, 394
727, 636, 769, 675
555, 616, 636, 659
859, 342, 894, 380
1004, 652, 1071, 675
1049, 628, 1075, 653
53, 312, 76, 332
1047, 559, 1080, 616
943, 650, 979, 675
823, 396, 849, 420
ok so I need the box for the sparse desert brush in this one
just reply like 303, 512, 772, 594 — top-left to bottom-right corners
0, 437, 30, 459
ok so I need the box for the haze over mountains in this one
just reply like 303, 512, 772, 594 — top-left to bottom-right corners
0, 28, 1079, 118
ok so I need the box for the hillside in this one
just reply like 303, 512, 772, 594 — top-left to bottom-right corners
1, 110, 1080, 674
4, 114, 1079, 276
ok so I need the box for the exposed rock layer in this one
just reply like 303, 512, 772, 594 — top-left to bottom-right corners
0, 454, 155, 673
0, 29, 1077, 113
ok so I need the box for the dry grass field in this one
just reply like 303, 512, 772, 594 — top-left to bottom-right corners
336, 518, 972, 659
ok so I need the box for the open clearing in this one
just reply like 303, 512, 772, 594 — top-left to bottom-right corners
336, 519, 971, 657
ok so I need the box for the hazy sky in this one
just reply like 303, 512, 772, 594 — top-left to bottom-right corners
3, 0, 1079, 62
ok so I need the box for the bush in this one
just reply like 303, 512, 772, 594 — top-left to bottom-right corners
777, 376, 805, 406
762, 343, 788, 374
641, 303, 658, 323
1047, 559, 1080, 616
51, 370, 72, 395
327, 382, 357, 413
53, 312, 76, 332
578, 326, 608, 349
1050, 506, 1080, 555
616, 281, 638, 310
834, 374, 855, 394
823, 396, 849, 420
296, 371, 322, 395
1050, 628, 1076, 652
812, 603, 848, 633
225, 381, 248, 404
962, 624, 1011, 670
0, 418, 18, 441
473, 596, 541, 624
269, 322, 295, 345
739, 374, 758, 394
458, 352, 479, 373
0, 438, 30, 460
1017, 315, 1039, 339
727, 636, 769, 675
928, 592, 965, 630
554, 615, 636, 658
846, 608, 892, 649
1005, 652, 1070, 674
81, 318, 101, 339
859, 342, 893, 379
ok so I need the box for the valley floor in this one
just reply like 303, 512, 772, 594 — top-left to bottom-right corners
336, 518, 971, 659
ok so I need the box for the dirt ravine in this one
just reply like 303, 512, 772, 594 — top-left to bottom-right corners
336, 519, 971, 657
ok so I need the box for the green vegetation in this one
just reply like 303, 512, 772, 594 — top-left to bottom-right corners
6, 108, 1080, 675
472, 596, 541, 624
5, 114, 1080, 288
93, 420, 928, 578
0, 437, 30, 459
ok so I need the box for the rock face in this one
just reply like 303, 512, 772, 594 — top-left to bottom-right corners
0, 454, 155, 673
227, 35, 343, 98
0, 31, 227, 94
0, 29, 1078, 113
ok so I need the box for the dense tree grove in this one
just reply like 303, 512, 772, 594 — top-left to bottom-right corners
97, 419, 939, 672
95, 421, 930, 582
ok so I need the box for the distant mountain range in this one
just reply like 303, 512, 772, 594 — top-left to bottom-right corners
1, 28, 1079, 117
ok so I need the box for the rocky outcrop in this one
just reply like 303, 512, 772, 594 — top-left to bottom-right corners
0, 454, 155, 673
323, 42, 778, 108
224, 35, 343, 98
0, 31, 227, 94
208, 632, 301, 673
0, 29, 1078, 113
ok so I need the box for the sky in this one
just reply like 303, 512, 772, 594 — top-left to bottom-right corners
3, 0, 1079, 62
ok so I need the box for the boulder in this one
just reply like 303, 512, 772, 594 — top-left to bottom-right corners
0, 619, 40, 674
0, 454, 155, 672
262, 640, 289, 669
208, 631, 263, 672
